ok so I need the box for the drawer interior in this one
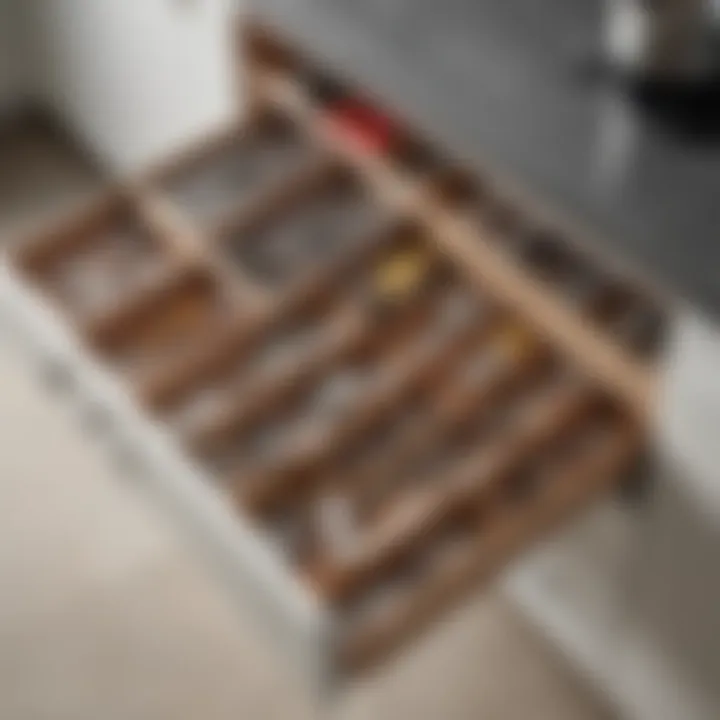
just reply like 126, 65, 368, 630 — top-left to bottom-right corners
218, 166, 385, 292
17, 198, 172, 323
92, 270, 237, 376
155, 109, 319, 228
8, 18, 664, 684
172, 223, 480, 476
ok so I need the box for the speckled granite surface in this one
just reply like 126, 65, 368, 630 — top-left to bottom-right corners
254, 0, 720, 319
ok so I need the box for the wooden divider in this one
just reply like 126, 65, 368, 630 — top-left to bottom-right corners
12, 191, 123, 273
340, 422, 639, 673
186, 301, 368, 455
238, 307, 488, 514
258, 72, 658, 422
86, 263, 201, 349
210, 154, 335, 239
138, 215, 395, 410
338, 332, 547, 518
308, 380, 595, 603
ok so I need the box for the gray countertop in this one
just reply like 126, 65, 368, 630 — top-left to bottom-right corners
255, 0, 720, 320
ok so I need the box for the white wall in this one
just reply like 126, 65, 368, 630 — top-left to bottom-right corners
27, 0, 239, 175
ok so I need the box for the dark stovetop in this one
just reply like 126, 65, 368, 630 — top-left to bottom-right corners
255, 0, 720, 320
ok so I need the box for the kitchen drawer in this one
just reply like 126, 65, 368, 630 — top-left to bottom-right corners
0, 21, 664, 693
3, 213, 641, 690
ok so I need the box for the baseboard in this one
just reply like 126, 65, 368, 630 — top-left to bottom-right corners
0, 100, 109, 181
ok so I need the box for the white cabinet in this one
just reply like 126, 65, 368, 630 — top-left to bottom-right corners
506, 310, 720, 720
25, 0, 238, 174
504, 499, 640, 703
615, 460, 720, 720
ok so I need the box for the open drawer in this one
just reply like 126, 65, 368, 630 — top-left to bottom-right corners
0, 20, 662, 694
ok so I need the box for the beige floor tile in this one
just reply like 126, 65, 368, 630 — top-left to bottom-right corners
0, 340, 176, 625
338, 592, 613, 720
0, 557, 294, 720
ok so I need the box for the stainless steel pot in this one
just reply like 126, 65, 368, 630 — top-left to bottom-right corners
605, 0, 718, 80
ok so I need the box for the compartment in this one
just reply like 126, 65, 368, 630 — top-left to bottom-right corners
193, 272, 479, 482
295, 65, 398, 157
336, 403, 638, 674
428, 169, 668, 360
341, 326, 551, 522
163, 301, 356, 440
178, 225, 489, 502
296, 63, 448, 186
93, 269, 237, 378
429, 169, 526, 243
585, 281, 667, 358
218, 166, 387, 290
300, 370, 593, 599
16, 196, 171, 323
135, 216, 396, 414
156, 110, 319, 226
274, 319, 547, 553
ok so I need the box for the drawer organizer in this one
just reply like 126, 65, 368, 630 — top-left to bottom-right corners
0, 19, 667, 692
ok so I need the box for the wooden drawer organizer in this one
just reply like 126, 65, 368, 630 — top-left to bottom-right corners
2, 20, 666, 691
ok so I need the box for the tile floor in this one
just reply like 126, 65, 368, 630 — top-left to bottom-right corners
0, 113, 614, 719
